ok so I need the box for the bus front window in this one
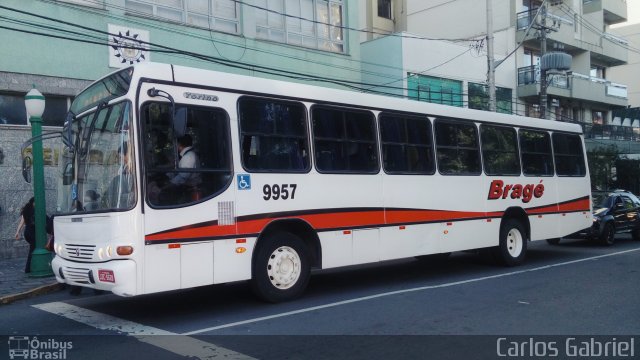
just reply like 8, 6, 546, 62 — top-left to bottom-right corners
57, 102, 136, 213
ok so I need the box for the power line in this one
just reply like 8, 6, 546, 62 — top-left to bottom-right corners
1, 4, 498, 102
36, 0, 481, 86
557, 4, 640, 55
230, 0, 480, 43
1, 3, 545, 118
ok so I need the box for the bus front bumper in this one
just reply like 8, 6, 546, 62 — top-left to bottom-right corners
52, 256, 137, 296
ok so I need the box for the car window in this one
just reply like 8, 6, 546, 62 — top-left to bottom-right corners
597, 195, 613, 209
622, 196, 635, 209
627, 193, 640, 207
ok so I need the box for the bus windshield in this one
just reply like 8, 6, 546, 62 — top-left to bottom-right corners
57, 101, 136, 214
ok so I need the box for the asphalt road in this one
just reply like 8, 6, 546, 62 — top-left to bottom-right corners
1, 236, 639, 359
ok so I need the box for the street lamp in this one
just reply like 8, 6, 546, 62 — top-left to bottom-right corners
25, 87, 53, 277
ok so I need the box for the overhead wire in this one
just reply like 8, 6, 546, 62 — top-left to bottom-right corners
1, 3, 496, 102
34, 0, 486, 85
3, 2, 558, 117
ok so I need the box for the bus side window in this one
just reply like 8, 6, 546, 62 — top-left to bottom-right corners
312, 106, 379, 174
379, 112, 434, 175
480, 125, 520, 176
238, 97, 310, 173
519, 129, 554, 177
552, 133, 586, 177
434, 119, 481, 175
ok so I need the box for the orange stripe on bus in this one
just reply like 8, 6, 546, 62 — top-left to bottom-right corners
145, 197, 589, 243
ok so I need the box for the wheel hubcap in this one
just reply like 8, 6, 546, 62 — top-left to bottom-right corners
506, 228, 524, 257
267, 246, 301, 290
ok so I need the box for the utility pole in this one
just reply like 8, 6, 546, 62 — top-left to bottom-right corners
486, 0, 496, 112
539, 3, 548, 119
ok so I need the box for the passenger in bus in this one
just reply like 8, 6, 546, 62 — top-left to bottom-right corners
168, 134, 200, 187
160, 134, 201, 204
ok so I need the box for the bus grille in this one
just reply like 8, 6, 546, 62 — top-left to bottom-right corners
62, 267, 92, 284
64, 244, 96, 260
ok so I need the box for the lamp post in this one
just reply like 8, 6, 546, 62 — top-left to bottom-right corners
25, 88, 53, 277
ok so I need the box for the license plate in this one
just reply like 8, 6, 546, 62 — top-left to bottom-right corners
98, 269, 115, 283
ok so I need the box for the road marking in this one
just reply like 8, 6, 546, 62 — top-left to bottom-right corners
183, 247, 640, 335
33, 302, 255, 360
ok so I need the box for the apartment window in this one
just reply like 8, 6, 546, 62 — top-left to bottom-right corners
379, 112, 434, 174
0, 93, 69, 127
378, 0, 392, 19
239, 97, 310, 172
435, 119, 481, 175
522, 0, 542, 11
312, 106, 378, 173
590, 65, 606, 79
523, 48, 540, 67
57, 0, 104, 7
592, 111, 604, 125
408, 74, 463, 107
519, 130, 554, 176
125, 0, 240, 33
525, 103, 541, 118
255, 0, 345, 53
468, 83, 513, 114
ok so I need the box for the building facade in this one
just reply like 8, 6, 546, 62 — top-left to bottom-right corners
361, 0, 638, 190
610, 23, 640, 108
0, 0, 362, 259
362, 0, 630, 121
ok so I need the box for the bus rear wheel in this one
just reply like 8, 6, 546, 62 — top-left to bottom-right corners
492, 219, 527, 266
251, 232, 310, 303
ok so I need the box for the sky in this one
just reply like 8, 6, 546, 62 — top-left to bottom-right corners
622, 0, 640, 25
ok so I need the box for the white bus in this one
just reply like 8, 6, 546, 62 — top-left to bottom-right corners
44, 62, 591, 302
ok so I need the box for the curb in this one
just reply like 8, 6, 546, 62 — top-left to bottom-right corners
0, 283, 64, 305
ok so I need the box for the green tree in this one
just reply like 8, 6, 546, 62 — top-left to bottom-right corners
587, 145, 618, 191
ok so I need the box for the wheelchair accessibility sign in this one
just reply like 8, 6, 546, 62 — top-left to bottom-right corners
237, 174, 251, 190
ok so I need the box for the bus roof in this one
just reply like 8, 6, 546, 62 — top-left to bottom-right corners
129, 62, 583, 134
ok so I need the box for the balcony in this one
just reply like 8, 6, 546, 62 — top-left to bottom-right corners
582, 123, 640, 142
517, 66, 628, 107
583, 0, 627, 25
516, 8, 627, 66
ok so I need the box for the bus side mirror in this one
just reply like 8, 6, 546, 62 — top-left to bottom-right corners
173, 107, 187, 137
22, 156, 32, 183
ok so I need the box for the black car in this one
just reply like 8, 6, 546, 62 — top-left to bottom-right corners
586, 190, 640, 245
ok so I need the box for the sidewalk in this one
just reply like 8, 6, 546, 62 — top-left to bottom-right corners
0, 257, 62, 304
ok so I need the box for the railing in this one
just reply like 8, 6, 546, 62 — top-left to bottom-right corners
607, 82, 628, 98
517, 66, 570, 89
517, 67, 628, 98
603, 32, 629, 46
516, 9, 537, 30
516, 8, 573, 30
582, 123, 640, 141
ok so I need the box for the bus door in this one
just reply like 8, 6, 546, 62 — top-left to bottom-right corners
551, 133, 591, 237
138, 84, 236, 293
517, 129, 559, 241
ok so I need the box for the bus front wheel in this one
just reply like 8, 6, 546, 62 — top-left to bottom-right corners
492, 219, 527, 266
251, 232, 311, 303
